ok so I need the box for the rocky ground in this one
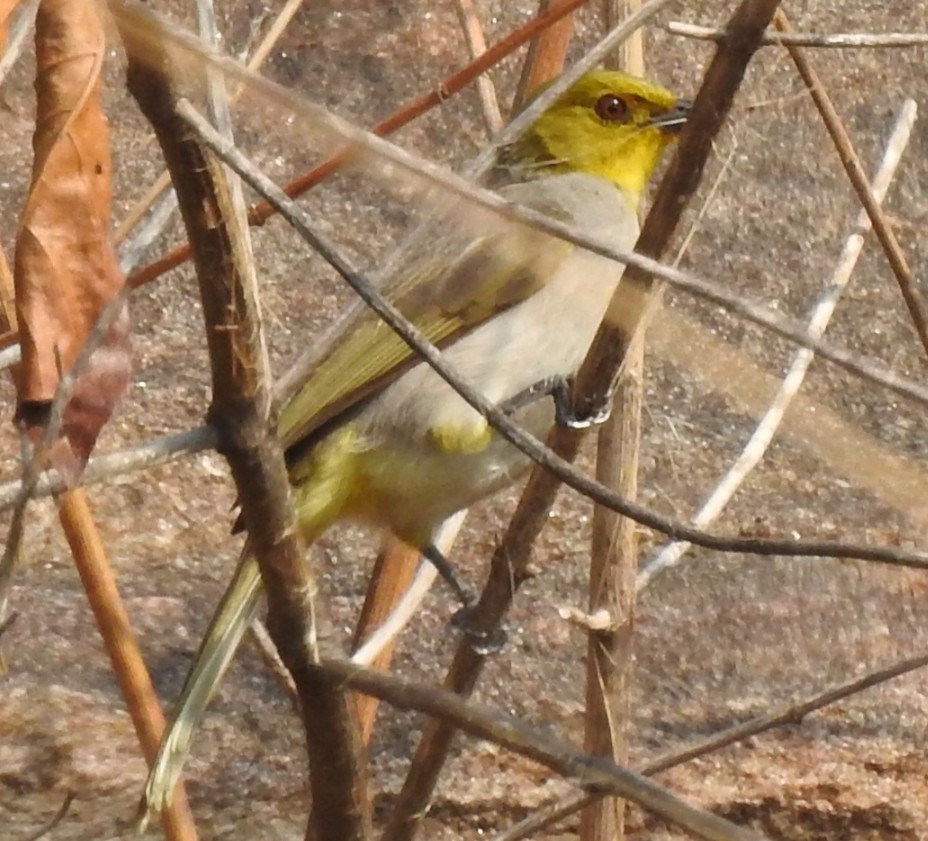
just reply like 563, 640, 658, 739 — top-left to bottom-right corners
2, 1, 928, 839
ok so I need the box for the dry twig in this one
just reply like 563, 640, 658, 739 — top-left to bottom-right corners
582, 4, 644, 840
667, 21, 928, 48
453, 0, 504, 133
385, 2, 784, 837
774, 9, 928, 361
321, 657, 767, 841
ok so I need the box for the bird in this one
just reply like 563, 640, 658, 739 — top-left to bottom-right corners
142, 69, 688, 817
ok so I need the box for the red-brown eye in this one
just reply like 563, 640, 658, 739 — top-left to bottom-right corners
594, 94, 628, 122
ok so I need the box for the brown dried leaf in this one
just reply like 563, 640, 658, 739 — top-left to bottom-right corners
13, 0, 131, 473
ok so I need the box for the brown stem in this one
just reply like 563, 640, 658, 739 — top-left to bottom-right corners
512, 0, 578, 112
121, 39, 370, 841
773, 9, 928, 362
384, 1, 577, 830
59, 488, 198, 841
581, 6, 644, 841
349, 537, 421, 744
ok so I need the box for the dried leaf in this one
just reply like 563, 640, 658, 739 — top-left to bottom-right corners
13, 0, 131, 474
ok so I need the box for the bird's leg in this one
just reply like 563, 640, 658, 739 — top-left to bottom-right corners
422, 544, 507, 655
499, 375, 613, 429
422, 543, 473, 608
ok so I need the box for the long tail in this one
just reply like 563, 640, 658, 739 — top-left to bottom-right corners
140, 548, 263, 827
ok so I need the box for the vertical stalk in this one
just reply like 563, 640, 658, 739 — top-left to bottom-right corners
581, 5, 643, 840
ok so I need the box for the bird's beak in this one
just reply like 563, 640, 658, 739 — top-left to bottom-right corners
649, 100, 691, 134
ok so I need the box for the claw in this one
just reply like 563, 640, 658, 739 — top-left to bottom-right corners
499, 375, 614, 428
451, 606, 508, 655
551, 378, 614, 429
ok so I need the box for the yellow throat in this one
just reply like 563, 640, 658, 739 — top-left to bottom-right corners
497, 70, 687, 207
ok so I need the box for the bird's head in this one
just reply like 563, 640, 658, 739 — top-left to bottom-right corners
499, 70, 689, 207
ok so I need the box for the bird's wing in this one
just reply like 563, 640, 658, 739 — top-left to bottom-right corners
277, 199, 574, 450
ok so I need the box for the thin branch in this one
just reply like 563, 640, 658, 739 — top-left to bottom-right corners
59, 488, 199, 841
117, 187, 181, 274
573, 0, 785, 417
178, 101, 928, 575
582, 4, 643, 840
0, 426, 219, 511
493, 650, 928, 841
195, 0, 266, 378
512, 0, 578, 112
640, 98, 918, 590
341, 0, 509, 740
774, 9, 928, 361
453, 0, 504, 134
320, 658, 767, 841
667, 21, 928, 48
0, 293, 128, 612
386, 3, 785, 835
643, 651, 928, 775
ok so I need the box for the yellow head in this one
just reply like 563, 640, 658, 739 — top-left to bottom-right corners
499, 70, 688, 206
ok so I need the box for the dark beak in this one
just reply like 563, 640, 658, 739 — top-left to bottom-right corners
649, 100, 691, 134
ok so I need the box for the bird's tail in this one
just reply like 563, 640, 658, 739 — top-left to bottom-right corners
139, 546, 263, 827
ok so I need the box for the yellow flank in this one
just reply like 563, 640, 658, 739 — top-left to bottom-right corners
289, 425, 363, 538
429, 419, 492, 454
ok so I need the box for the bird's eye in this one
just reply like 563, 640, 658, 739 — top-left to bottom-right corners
594, 94, 628, 122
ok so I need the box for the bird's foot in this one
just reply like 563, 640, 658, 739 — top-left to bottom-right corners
550, 377, 613, 428
451, 606, 508, 655
499, 376, 613, 429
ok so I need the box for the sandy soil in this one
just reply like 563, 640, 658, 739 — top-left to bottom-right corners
2, 1, 928, 840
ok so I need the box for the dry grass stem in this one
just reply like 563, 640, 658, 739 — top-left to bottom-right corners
667, 21, 928, 48
453, 0, 504, 133
774, 9, 928, 360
